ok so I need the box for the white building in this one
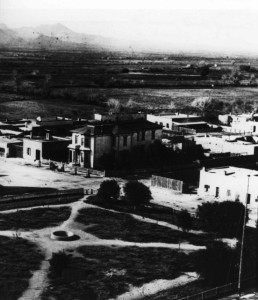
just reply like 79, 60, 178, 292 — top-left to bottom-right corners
195, 134, 258, 156
198, 166, 258, 206
147, 113, 208, 132
219, 113, 258, 135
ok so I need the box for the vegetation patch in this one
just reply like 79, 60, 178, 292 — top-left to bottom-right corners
76, 207, 212, 245
0, 207, 71, 230
42, 245, 197, 300
0, 236, 44, 299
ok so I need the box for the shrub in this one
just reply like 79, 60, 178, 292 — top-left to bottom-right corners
97, 180, 120, 202
123, 181, 152, 206
177, 209, 193, 232
195, 242, 238, 285
197, 201, 248, 238
49, 251, 71, 275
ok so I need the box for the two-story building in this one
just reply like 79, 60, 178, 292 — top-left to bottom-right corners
68, 113, 162, 168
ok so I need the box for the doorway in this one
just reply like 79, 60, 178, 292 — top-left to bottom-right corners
36, 149, 41, 161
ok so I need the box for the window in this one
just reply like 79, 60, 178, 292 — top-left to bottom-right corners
151, 130, 155, 140
166, 123, 169, 128
81, 152, 84, 163
227, 189, 231, 197
215, 187, 219, 197
75, 135, 79, 144
159, 122, 163, 126
254, 126, 256, 132
27, 148, 31, 155
85, 137, 90, 147
123, 136, 127, 146
204, 184, 210, 192
137, 132, 140, 142
142, 131, 145, 141
81, 137, 84, 146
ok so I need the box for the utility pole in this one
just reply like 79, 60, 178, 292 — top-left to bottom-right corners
238, 174, 250, 298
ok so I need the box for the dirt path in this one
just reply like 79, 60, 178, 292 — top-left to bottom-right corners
0, 198, 205, 300
113, 272, 199, 300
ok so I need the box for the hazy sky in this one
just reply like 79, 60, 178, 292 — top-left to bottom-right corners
1, 0, 258, 54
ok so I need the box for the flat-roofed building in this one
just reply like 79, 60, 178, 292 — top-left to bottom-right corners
68, 114, 162, 168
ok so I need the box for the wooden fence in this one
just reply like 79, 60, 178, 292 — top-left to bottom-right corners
151, 175, 183, 193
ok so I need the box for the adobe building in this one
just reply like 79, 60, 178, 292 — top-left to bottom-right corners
68, 113, 162, 168
198, 166, 258, 206
23, 130, 71, 162
0, 137, 23, 158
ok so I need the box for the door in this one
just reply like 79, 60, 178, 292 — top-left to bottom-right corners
215, 187, 219, 197
36, 149, 41, 161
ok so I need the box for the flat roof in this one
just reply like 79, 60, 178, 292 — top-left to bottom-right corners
205, 166, 258, 177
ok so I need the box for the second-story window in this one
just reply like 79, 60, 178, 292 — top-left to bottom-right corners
81, 137, 84, 146
151, 130, 155, 140
75, 135, 79, 144
123, 136, 127, 146
142, 131, 145, 141
137, 132, 140, 142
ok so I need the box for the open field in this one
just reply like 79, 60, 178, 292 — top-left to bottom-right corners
1, 87, 258, 119
0, 207, 71, 230
76, 207, 213, 245
0, 236, 43, 299
43, 245, 198, 300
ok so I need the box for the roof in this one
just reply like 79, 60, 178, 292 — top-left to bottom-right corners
71, 120, 162, 136
204, 166, 258, 177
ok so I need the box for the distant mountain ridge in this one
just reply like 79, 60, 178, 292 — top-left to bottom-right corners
0, 23, 125, 51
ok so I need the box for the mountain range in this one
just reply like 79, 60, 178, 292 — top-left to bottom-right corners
0, 23, 134, 51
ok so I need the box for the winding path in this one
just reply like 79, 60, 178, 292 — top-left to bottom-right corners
0, 198, 206, 300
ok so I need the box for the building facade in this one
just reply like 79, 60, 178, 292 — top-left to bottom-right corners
198, 166, 258, 207
68, 114, 162, 168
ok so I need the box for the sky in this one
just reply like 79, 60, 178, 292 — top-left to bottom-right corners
1, 0, 258, 54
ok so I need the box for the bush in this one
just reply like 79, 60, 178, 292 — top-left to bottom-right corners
123, 181, 152, 206
97, 180, 120, 202
195, 241, 238, 285
49, 251, 71, 275
197, 201, 248, 238
177, 210, 193, 232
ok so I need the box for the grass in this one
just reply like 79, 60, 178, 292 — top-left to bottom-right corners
87, 196, 202, 231
0, 236, 44, 299
76, 207, 213, 246
0, 207, 71, 230
42, 245, 197, 300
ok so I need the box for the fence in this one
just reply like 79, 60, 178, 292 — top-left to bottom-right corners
151, 175, 184, 193
177, 276, 256, 300
0, 188, 85, 210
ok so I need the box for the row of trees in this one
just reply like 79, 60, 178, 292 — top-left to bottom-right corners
97, 180, 152, 206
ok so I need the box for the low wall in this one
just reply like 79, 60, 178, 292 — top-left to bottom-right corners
0, 188, 85, 210
151, 175, 183, 193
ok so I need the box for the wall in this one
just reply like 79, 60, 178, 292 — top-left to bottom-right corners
23, 139, 43, 161
93, 135, 112, 168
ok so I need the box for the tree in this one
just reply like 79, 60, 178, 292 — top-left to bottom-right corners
197, 201, 248, 238
107, 98, 122, 113
177, 209, 193, 233
49, 251, 71, 275
195, 242, 239, 285
123, 181, 152, 206
97, 180, 120, 202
